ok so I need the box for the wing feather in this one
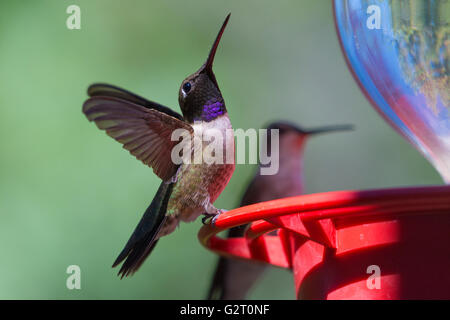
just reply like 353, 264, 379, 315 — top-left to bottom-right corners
83, 96, 193, 181
87, 83, 184, 120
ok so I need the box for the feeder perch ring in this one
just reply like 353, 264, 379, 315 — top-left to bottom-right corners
199, 185, 450, 299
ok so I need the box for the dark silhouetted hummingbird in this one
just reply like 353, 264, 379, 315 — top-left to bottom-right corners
82, 14, 234, 277
207, 121, 353, 299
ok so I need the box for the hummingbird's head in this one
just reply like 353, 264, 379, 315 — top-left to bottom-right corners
178, 14, 230, 123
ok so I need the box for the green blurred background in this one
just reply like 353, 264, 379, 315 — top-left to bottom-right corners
0, 0, 442, 299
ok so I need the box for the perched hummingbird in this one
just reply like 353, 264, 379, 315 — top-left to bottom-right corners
82, 14, 234, 277
207, 121, 353, 299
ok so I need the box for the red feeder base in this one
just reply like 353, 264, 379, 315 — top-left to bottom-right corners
198, 185, 450, 300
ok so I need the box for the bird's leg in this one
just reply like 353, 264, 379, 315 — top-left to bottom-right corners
202, 204, 228, 225
211, 209, 227, 225
201, 205, 218, 225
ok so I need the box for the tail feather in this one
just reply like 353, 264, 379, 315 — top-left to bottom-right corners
112, 181, 173, 278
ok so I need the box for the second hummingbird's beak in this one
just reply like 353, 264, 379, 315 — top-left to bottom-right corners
202, 14, 230, 84
303, 124, 355, 136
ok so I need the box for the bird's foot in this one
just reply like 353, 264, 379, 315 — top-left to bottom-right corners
202, 213, 216, 225
201, 209, 228, 225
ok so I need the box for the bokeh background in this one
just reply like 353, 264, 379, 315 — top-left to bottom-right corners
0, 0, 442, 299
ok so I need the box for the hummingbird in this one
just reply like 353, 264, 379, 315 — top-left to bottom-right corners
207, 121, 353, 299
82, 14, 234, 277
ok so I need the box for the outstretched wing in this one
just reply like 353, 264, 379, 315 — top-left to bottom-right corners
87, 83, 184, 120
83, 96, 193, 181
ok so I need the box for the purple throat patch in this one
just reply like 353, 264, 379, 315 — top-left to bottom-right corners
200, 102, 224, 121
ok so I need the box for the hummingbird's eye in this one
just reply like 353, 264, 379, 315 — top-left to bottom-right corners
182, 82, 191, 94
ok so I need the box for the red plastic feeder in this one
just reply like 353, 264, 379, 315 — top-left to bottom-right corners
199, 185, 450, 299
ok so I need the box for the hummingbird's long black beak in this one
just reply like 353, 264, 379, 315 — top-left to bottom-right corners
303, 124, 354, 135
202, 14, 230, 83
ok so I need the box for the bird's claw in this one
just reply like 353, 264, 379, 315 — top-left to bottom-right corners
211, 214, 219, 225
202, 209, 228, 225
202, 213, 216, 225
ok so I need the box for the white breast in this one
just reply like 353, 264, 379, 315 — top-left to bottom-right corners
191, 115, 234, 164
